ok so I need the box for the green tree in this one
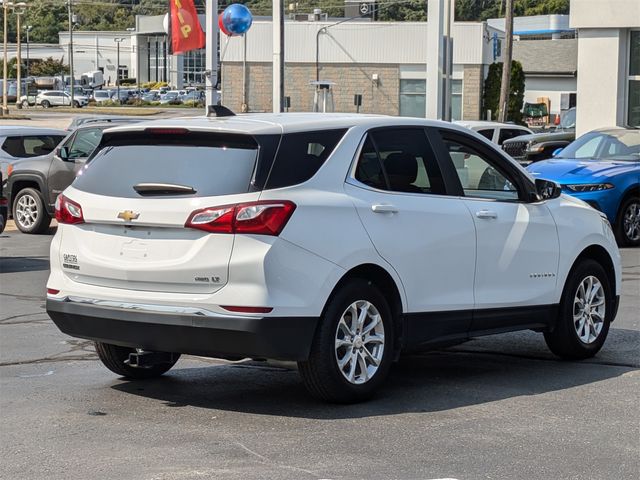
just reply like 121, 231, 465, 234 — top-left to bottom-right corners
483, 60, 525, 123
29, 57, 69, 76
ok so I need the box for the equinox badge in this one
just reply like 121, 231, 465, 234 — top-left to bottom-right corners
117, 210, 140, 222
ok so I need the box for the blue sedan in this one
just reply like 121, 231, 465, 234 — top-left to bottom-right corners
527, 128, 639, 246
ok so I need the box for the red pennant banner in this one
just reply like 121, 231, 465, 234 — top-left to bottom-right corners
170, 0, 206, 54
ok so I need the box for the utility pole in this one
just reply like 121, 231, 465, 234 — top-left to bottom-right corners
498, 0, 513, 123
14, 2, 25, 108
25, 25, 32, 79
114, 38, 124, 103
1, 0, 11, 116
205, 0, 219, 109
272, 0, 284, 113
67, 0, 75, 108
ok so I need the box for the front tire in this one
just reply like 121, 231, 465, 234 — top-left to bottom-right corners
544, 259, 612, 359
12, 188, 51, 234
21, 99, 29, 108
95, 342, 180, 379
298, 279, 394, 403
41, 100, 50, 108
615, 195, 640, 247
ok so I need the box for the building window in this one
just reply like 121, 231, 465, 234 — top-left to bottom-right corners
451, 79, 463, 121
399, 79, 426, 118
183, 48, 205, 86
628, 30, 640, 127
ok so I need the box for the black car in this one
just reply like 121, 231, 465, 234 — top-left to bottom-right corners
502, 107, 576, 164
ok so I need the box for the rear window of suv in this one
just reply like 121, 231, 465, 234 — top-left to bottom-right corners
73, 129, 346, 198
1, 135, 66, 158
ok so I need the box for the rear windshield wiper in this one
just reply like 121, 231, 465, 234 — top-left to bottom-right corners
133, 183, 196, 195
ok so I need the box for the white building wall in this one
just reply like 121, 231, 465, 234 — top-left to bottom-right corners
570, 0, 640, 28
523, 77, 576, 116
574, 28, 628, 135
222, 21, 488, 65
59, 32, 132, 85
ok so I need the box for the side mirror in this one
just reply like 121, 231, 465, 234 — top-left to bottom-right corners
57, 146, 70, 161
535, 178, 562, 201
552, 148, 563, 157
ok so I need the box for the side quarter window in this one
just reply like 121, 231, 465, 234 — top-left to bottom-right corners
440, 132, 522, 202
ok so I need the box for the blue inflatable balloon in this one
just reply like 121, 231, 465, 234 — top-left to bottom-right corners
222, 4, 253, 36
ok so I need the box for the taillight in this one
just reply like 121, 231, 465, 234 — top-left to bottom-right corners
55, 194, 85, 225
47, 288, 60, 295
185, 201, 296, 236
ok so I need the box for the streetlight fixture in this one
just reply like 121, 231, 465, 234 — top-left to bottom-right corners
114, 37, 125, 103
13, 2, 26, 108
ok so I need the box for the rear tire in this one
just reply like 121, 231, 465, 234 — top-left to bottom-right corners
11, 188, 51, 234
95, 342, 180, 379
544, 259, 612, 359
615, 195, 640, 247
41, 100, 50, 108
298, 279, 394, 403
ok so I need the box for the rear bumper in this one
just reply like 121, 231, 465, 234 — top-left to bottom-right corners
46, 299, 319, 361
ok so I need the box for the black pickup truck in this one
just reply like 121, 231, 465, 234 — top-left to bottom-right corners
502, 107, 576, 164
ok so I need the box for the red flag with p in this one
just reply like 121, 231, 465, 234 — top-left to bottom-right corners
170, 0, 206, 54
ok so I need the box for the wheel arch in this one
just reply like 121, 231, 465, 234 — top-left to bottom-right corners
326, 263, 405, 358
8, 175, 46, 211
570, 244, 617, 305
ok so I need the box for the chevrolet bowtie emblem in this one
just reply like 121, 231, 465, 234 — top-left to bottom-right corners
117, 210, 140, 222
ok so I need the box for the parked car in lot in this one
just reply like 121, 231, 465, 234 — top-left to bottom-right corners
0, 126, 67, 186
7, 120, 141, 234
45, 114, 621, 403
503, 107, 576, 164
454, 120, 532, 145
159, 91, 181, 104
528, 127, 640, 246
36, 90, 89, 108
92, 90, 112, 104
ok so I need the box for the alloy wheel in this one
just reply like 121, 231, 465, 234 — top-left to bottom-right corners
334, 300, 385, 385
15, 194, 39, 229
623, 201, 640, 242
573, 275, 606, 344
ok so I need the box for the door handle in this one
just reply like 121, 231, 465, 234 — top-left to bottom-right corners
371, 204, 398, 214
475, 209, 498, 219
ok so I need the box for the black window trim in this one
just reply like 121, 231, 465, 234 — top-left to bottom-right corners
346, 125, 458, 197
429, 127, 537, 203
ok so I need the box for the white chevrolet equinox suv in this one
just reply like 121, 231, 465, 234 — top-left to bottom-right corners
47, 114, 621, 403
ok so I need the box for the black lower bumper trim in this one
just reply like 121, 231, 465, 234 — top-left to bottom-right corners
47, 299, 319, 361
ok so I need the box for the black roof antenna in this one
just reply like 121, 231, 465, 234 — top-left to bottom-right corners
207, 105, 236, 117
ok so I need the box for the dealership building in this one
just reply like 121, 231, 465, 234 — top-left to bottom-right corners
570, 0, 640, 134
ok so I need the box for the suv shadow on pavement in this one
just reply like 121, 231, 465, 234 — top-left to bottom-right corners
110, 329, 638, 419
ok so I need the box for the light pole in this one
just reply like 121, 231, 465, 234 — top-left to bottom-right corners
114, 37, 125, 103
13, 2, 26, 108
67, 0, 75, 108
24, 24, 31, 78
1, 0, 14, 116
126, 27, 138, 101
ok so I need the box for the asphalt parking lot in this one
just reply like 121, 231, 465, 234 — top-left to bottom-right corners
1, 222, 638, 480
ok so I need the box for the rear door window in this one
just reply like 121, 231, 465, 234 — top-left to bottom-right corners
354, 128, 446, 195
1, 135, 65, 158
477, 129, 494, 141
498, 128, 528, 144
